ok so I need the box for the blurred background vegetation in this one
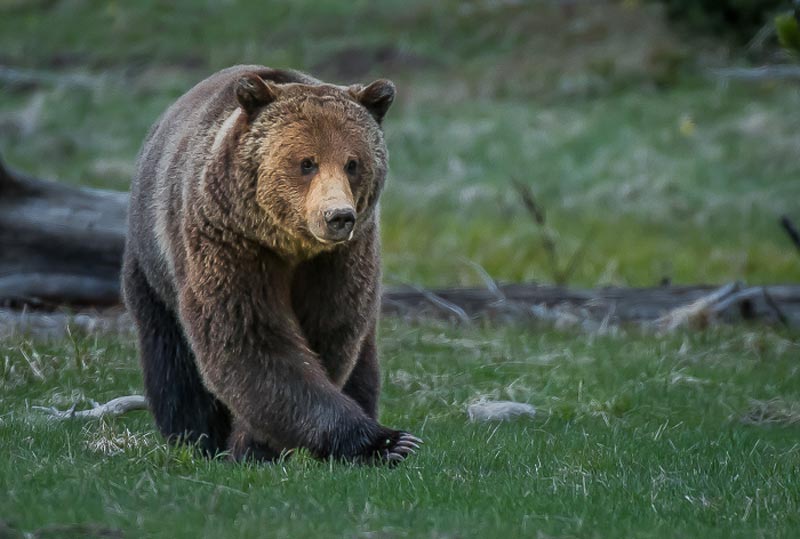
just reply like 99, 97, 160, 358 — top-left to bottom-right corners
1, 0, 799, 287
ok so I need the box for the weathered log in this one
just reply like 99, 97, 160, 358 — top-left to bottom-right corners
382, 282, 800, 328
2, 155, 800, 333
4, 280, 800, 339
0, 156, 127, 307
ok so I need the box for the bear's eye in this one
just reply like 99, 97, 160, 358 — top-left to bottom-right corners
300, 158, 317, 175
345, 159, 359, 175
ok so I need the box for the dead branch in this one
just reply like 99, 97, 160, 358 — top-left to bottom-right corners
462, 258, 505, 302
781, 215, 800, 254
762, 286, 789, 327
651, 283, 800, 332
387, 282, 800, 330
510, 178, 546, 225
33, 395, 148, 419
407, 284, 471, 324
511, 178, 560, 281
510, 178, 592, 285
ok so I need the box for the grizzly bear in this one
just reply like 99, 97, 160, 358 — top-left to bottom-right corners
122, 65, 420, 463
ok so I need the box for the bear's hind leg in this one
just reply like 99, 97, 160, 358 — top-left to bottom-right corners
122, 254, 231, 456
226, 419, 283, 462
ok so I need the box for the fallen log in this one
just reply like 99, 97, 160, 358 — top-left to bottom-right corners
382, 282, 800, 328
2, 155, 800, 333
0, 156, 126, 307
4, 280, 800, 339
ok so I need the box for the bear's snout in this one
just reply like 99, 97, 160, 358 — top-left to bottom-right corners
306, 170, 358, 244
324, 207, 356, 240
309, 203, 356, 244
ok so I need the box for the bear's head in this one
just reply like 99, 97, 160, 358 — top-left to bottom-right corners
231, 73, 394, 256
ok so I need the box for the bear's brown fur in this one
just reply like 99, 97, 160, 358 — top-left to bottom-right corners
122, 65, 420, 463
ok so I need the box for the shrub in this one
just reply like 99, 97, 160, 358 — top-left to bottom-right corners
657, 0, 788, 42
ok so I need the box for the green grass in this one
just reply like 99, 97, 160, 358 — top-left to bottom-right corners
2, 323, 800, 538
381, 84, 800, 286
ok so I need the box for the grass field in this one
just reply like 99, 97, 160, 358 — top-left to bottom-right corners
1, 0, 800, 537
2, 323, 800, 538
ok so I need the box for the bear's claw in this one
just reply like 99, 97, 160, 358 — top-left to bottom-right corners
378, 431, 423, 465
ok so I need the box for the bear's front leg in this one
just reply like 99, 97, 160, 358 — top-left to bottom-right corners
178, 235, 420, 463
292, 233, 382, 414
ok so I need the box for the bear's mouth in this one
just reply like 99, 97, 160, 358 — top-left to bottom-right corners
311, 227, 355, 245
308, 204, 357, 245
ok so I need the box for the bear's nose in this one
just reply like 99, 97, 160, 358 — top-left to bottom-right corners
324, 207, 356, 238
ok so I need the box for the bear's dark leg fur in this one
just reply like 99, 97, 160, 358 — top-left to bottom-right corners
342, 331, 380, 419
122, 254, 232, 456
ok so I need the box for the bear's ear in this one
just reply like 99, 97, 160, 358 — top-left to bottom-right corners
235, 73, 280, 118
350, 79, 395, 124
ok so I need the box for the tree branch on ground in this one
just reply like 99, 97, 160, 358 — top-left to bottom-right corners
33, 395, 148, 420
781, 215, 800, 254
